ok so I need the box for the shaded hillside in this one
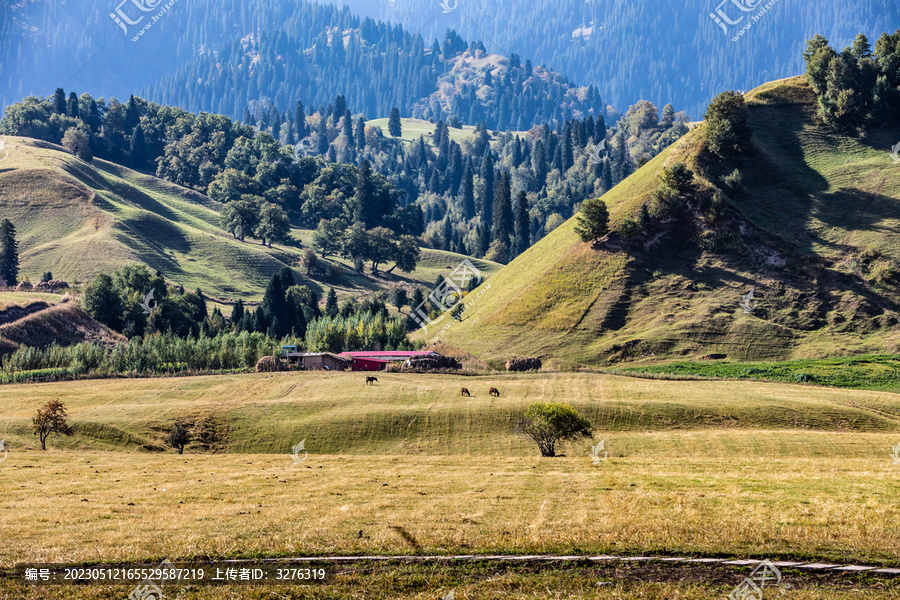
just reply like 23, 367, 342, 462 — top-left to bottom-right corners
0, 137, 500, 303
429, 77, 900, 366
0, 297, 124, 355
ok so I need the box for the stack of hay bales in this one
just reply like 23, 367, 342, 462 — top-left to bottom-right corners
505, 357, 542, 372
255, 356, 287, 372
33, 280, 70, 292
402, 355, 462, 371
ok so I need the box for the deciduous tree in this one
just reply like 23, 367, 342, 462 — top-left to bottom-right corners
516, 402, 593, 457
33, 400, 74, 451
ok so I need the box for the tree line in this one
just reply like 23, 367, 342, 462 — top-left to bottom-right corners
803, 30, 900, 131
1, 84, 688, 263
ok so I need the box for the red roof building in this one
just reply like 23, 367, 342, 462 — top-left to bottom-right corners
349, 357, 391, 371
338, 351, 439, 361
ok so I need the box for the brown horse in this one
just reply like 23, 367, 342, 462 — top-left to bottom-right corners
460, 387, 471, 397
366, 376, 378, 385
489, 387, 500, 397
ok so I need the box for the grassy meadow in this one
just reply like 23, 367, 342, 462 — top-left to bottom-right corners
1, 371, 899, 581
614, 354, 900, 391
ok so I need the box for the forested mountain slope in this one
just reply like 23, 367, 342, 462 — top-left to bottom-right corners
329, 0, 898, 118
0, 0, 603, 129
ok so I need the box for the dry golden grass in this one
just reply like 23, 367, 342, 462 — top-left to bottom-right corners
2, 449, 899, 568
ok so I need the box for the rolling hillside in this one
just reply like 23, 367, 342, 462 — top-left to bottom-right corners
0, 292, 123, 355
0, 137, 500, 304
428, 77, 900, 366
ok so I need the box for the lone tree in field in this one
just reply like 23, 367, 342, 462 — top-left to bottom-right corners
517, 402, 593, 457
168, 421, 192, 454
574, 197, 610, 244
32, 400, 74, 450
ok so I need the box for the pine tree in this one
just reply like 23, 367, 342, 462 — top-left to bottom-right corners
411, 287, 425, 310
317, 115, 329, 154
491, 172, 513, 248
341, 109, 356, 149
479, 153, 495, 227
325, 288, 339, 317
0, 219, 19, 286
532, 140, 548, 188
231, 299, 244, 328
355, 160, 377, 225
130, 125, 148, 168
53, 88, 66, 114
333, 95, 347, 123
260, 273, 288, 337
388, 107, 402, 137
514, 190, 530, 256
67, 92, 79, 118
295, 101, 308, 138
354, 117, 366, 152
461, 163, 475, 219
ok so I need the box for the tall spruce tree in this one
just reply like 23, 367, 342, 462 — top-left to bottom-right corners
66, 92, 79, 118
0, 219, 19, 286
461, 162, 475, 219
231, 299, 244, 328
479, 153, 495, 227
388, 107, 402, 137
325, 288, 339, 317
52, 88, 66, 114
260, 273, 289, 337
491, 171, 513, 248
355, 160, 377, 225
514, 190, 530, 257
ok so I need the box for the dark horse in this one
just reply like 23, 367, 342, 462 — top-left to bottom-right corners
366, 376, 378, 385
460, 387, 471, 397
489, 387, 500, 397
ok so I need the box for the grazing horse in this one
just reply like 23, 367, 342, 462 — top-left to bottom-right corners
366, 376, 378, 385
489, 387, 500, 397
460, 387, 471, 397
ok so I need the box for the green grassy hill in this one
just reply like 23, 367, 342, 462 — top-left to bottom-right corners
0, 138, 500, 305
1, 370, 898, 454
427, 77, 900, 367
